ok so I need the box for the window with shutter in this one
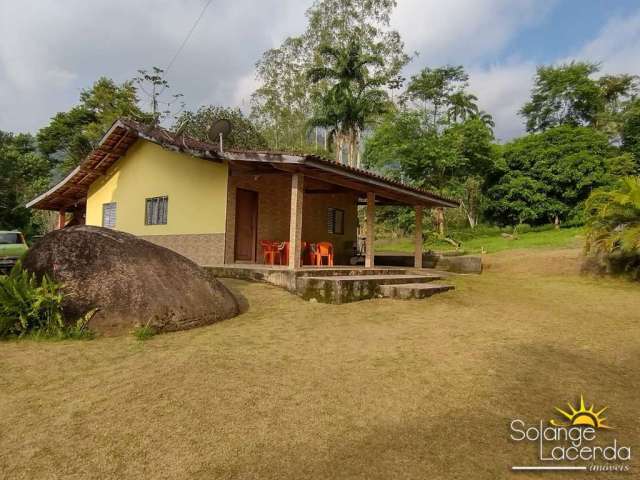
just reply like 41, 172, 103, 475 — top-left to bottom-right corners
145, 196, 168, 225
327, 207, 344, 235
102, 202, 117, 229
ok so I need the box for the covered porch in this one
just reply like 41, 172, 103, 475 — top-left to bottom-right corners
221, 151, 458, 271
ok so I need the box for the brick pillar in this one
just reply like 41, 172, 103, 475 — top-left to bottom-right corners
365, 192, 375, 268
414, 205, 423, 268
57, 209, 66, 230
288, 173, 304, 269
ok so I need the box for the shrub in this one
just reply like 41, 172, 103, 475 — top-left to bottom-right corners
0, 262, 94, 339
584, 177, 640, 279
0, 261, 64, 337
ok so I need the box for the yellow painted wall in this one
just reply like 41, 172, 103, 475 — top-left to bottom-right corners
86, 140, 228, 235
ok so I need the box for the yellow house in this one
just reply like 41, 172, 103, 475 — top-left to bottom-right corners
28, 119, 458, 269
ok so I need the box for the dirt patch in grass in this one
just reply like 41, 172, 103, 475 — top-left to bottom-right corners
0, 248, 638, 479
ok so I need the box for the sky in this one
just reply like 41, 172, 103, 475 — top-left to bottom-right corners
1, 0, 640, 142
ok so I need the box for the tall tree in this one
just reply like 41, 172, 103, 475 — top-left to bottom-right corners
520, 62, 602, 132
485, 125, 636, 226
363, 113, 495, 192
595, 74, 639, 140
471, 110, 495, 131
404, 65, 474, 129
518, 62, 640, 134
0, 131, 50, 235
447, 92, 479, 123
251, 0, 409, 151
364, 65, 493, 230
37, 77, 146, 170
622, 99, 640, 168
251, 36, 313, 150
307, 38, 389, 166
134, 67, 184, 127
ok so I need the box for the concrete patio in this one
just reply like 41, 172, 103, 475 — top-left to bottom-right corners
205, 264, 455, 303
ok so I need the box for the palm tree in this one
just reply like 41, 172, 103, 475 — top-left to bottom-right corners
447, 92, 479, 123
585, 176, 640, 278
307, 39, 388, 167
472, 110, 495, 130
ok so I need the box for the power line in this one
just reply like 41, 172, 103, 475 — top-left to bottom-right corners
164, 0, 214, 76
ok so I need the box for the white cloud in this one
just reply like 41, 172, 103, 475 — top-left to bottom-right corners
0, 0, 307, 132
469, 60, 535, 141
392, 0, 555, 66
461, 9, 640, 142
570, 11, 640, 76
231, 72, 261, 112
390, 0, 555, 140
2, 0, 640, 143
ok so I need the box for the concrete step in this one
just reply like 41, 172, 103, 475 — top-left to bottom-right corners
297, 274, 442, 304
380, 283, 455, 300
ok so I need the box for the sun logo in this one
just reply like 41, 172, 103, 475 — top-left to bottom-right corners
550, 395, 612, 429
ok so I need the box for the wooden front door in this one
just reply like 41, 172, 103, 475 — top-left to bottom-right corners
234, 189, 258, 262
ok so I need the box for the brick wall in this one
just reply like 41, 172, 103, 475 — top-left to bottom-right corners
302, 191, 359, 265
225, 174, 359, 265
141, 233, 225, 266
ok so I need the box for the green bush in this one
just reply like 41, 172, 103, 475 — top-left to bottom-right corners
585, 177, 640, 280
0, 262, 94, 339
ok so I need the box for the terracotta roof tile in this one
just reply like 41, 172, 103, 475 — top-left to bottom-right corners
27, 118, 459, 210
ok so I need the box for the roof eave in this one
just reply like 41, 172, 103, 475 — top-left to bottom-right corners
25, 165, 81, 209
303, 158, 459, 208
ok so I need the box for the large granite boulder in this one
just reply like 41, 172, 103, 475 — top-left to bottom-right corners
23, 225, 239, 335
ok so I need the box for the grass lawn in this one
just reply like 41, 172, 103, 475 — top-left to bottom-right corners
1, 248, 638, 479
376, 226, 584, 255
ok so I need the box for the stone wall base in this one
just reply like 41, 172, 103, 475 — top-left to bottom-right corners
140, 233, 225, 266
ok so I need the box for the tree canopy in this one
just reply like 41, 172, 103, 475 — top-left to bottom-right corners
37, 77, 146, 171
520, 62, 639, 138
251, 0, 408, 152
0, 131, 51, 235
307, 38, 389, 166
485, 125, 635, 225
622, 99, 640, 168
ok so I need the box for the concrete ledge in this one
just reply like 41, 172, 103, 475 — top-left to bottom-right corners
369, 252, 483, 274
297, 273, 441, 304
205, 265, 454, 304
425, 254, 482, 274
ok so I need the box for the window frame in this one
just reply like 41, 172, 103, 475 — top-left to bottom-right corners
145, 196, 169, 226
102, 202, 117, 229
327, 207, 345, 235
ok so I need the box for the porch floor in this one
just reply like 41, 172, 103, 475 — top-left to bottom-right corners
204, 263, 455, 304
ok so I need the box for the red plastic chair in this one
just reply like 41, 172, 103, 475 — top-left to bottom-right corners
303, 242, 315, 265
315, 242, 334, 266
260, 240, 278, 265
275, 241, 289, 265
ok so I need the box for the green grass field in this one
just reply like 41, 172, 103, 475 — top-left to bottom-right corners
376, 226, 584, 255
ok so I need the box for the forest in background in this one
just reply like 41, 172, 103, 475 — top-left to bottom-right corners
1, 0, 639, 273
